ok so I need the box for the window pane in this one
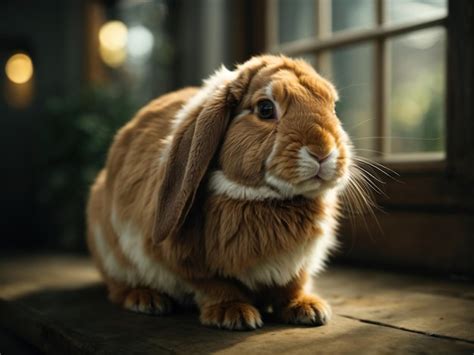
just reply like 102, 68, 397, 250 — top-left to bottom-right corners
278, 0, 316, 44
389, 28, 445, 154
300, 53, 318, 69
320, 44, 375, 156
387, 0, 447, 24
332, 0, 375, 33
117, 0, 172, 105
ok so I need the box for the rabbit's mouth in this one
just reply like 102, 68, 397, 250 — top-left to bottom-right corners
300, 146, 339, 183
264, 171, 345, 200
263, 143, 349, 199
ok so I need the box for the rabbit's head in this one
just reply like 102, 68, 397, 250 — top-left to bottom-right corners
155, 55, 352, 242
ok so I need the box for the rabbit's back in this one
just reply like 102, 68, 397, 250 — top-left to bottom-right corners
86, 87, 199, 301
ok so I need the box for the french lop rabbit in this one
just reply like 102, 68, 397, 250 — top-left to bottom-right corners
87, 55, 355, 330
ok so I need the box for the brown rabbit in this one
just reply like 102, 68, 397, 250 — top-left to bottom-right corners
86, 55, 354, 330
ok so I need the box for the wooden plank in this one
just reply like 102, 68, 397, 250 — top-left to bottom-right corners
1, 294, 473, 355
0, 254, 100, 299
317, 268, 474, 342
378, 174, 457, 208
339, 211, 474, 275
271, 16, 446, 55
0, 328, 40, 355
318, 267, 474, 301
447, 0, 474, 208
1, 255, 473, 354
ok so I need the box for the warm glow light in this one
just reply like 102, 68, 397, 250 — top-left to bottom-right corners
99, 46, 127, 68
98, 21, 128, 68
99, 21, 128, 51
5, 53, 34, 84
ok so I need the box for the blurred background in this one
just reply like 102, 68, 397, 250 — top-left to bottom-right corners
2, 0, 471, 275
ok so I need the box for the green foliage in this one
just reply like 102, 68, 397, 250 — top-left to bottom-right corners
390, 68, 444, 153
36, 86, 137, 250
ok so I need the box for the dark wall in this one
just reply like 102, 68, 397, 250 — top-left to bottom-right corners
0, 0, 85, 249
0, 0, 263, 251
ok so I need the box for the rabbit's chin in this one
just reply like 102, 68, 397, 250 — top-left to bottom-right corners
264, 172, 347, 200
208, 170, 347, 201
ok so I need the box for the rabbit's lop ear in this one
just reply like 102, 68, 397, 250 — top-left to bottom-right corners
154, 77, 237, 244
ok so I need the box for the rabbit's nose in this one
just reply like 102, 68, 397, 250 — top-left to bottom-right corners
307, 148, 337, 163
319, 149, 338, 163
317, 149, 339, 181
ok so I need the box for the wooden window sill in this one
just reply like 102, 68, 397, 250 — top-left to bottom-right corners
380, 152, 446, 173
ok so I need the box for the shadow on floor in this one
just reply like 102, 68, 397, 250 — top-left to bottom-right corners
2, 283, 312, 354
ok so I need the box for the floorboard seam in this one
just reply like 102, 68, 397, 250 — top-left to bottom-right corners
1, 299, 177, 354
338, 314, 474, 345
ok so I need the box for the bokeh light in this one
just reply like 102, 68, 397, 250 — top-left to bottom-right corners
99, 46, 127, 68
127, 26, 154, 59
5, 53, 34, 84
99, 21, 128, 51
99, 21, 128, 67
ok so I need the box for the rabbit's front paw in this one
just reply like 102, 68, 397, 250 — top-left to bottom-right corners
279, 294, 331, 326
200, 301, 263, 330
123, 288, 173, 315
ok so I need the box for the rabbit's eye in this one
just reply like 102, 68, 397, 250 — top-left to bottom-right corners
256, 99, 276, 120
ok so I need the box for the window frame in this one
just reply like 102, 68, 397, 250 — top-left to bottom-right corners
261, 0, 474, 275
266, 0, 447, 165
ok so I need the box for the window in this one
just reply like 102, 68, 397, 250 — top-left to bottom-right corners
263, 0, 474, 273
85, 0, 174, 107
266, 0, 447, 162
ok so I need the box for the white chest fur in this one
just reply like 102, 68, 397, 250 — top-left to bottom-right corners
109, 206, 193, 300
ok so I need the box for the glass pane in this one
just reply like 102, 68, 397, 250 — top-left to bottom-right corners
322, 44, 375, 157
332, 0, 375, 33
278, 0, 316, 44
116, 0, 172, 106
389, 28, 445, 154
388, 0, 447, 24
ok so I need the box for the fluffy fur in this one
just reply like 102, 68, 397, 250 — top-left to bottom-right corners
86, 55, 353, 330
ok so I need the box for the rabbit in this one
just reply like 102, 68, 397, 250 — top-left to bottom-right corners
86, 54, 354, 330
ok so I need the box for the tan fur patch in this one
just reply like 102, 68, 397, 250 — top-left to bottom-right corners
204, 196, 324, 275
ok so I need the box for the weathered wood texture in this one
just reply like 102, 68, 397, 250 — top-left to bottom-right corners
339, 210, 474, 275
1, 255, 473, 354
447, 0, 474, 205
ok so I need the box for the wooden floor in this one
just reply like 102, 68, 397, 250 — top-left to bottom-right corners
0, 255, 473, 354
